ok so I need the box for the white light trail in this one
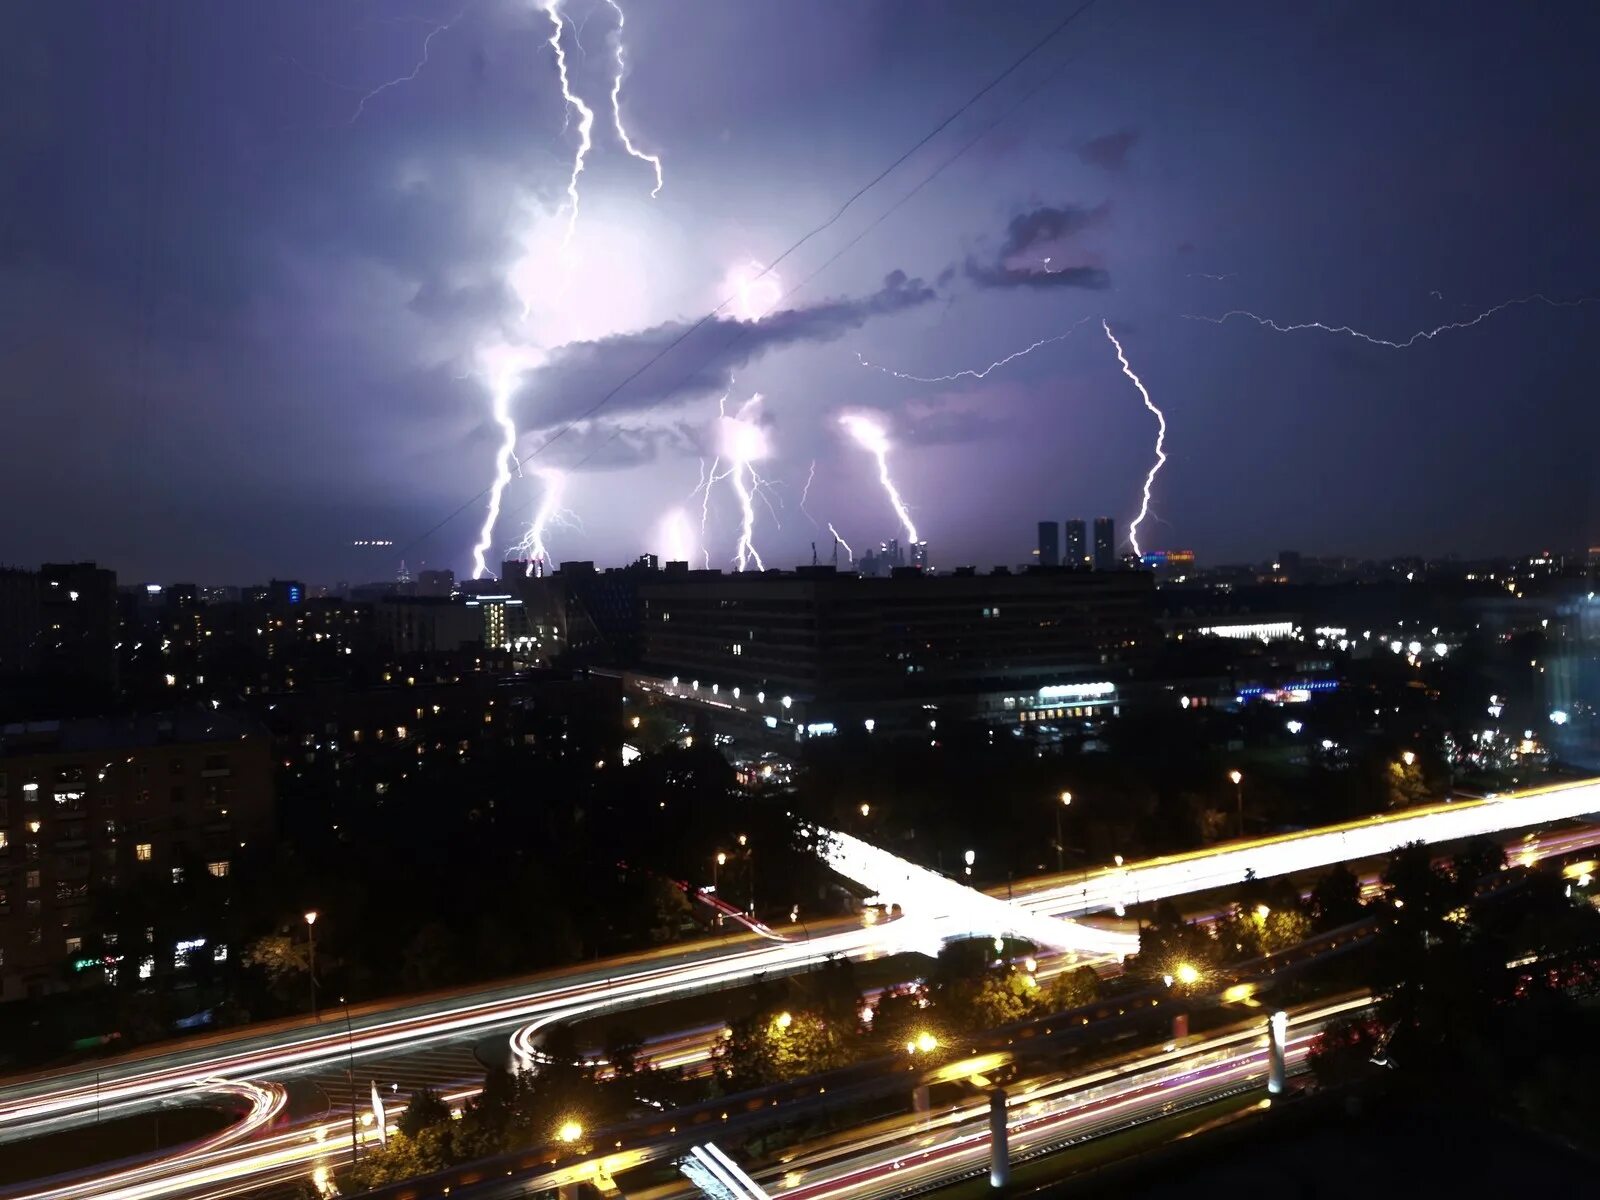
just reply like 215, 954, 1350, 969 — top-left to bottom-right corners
1184, 293, 1597, 349
840, 413, 918, 544
471, 345, 531, 580
857, 316, 1091, 384
1102, 319, 1165, 559
544, 1, 596, 246
345, 4, 470, 126
827, 522, 854, 563
508, 468, 567, 575
604, 0, 663, 197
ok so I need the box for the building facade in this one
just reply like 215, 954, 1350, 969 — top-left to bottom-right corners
1093, 518, 1117, 571
0, 713, 274, 1001
1037, 521, 1060, 567
1065, 520, 1088, 569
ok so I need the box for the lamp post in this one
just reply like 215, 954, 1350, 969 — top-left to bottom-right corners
341, 997, 359, 1164
1228, 770, 1243, 839
304, 911, 319, 1021
1054, 791, 1072, 873
738, 834, 754, 917
713, 853, 726, 926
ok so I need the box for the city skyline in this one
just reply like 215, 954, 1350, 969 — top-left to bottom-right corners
1, 2, 1596, 582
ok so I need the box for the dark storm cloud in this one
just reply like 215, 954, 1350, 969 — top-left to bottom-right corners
996, 203, 1109, 261
1077, 129, 1139, 171
963, 259, 1109, 290
523, 270, 937, 425
961, 202, 1110, 290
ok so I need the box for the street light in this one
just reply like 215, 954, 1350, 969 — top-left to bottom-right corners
303, 911, 319, 1021
1228, 770, 1244, 839
964, 848, 975, 878
1401, 750, 1416, 767
557, 1120, 584, 1144
713, 853, 727, 925
859, 802, 871, 818
1054, 791, 1073, 873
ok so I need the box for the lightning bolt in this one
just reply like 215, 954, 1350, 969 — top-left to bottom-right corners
720, 395, 770, 572
827, 522, 854, 563
345, 4, 471, 126
544, 0, 595, 246
857, 317, 1091, 384
839, 413, 919, 545
1101, 319, 1166, 560
471, 347, 528, 580
1185, 272, 1236, 281
604, 0, 664, 197
1184, 293, 1597, 350
798, 460, 819, 527
508, 469, 568, 575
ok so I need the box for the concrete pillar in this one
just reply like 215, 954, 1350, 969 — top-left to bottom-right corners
1171, 1010, 1189, 1041
1267, 1010, 1287, 1095
988, 1088, 1009, 1189
912, 1083, 930, 1127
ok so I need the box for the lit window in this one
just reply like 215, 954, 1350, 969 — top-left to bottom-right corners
0, 831, 7, 850
65, 936, 82, 955
207, 860, 229, 878
136, 843, 153, 862
25, 869, 39, 889
171, 866, 185, 885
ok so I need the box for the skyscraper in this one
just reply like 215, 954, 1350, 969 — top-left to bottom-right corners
1065, 520, 1087, 568
1093, 517, 1116, 571
1037, 521, 1060, 567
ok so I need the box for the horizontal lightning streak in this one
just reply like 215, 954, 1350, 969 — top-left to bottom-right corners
1184, 293, 1597, 349
858, 317, 1091, 383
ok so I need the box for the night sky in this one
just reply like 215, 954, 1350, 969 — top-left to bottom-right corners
2, 0, 1596, 584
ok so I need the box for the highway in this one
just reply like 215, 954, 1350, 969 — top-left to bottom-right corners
1, 777, 1596, 1200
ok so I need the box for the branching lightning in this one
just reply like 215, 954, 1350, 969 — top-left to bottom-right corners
1184, 293, 1597, 349
840, 414, 918, 545
544, 1, 596, 246
345, 4, 471, 126
719, 395, 771, 572
507, 469, 569, 575
1101, 319, 1166, 560
857, 317, 1091, 384
604, 0, 663, 197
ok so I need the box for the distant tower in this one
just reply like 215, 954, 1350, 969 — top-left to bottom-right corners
396, 559, 412, 584
1093, 517, 1116, 571
1037, 521, 1060, 567
910, 541, 929, 571
1065, 519, 1087, 568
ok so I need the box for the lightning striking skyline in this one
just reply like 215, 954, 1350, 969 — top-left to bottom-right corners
508, 468, 568, 575
826, 522, 854, 563
544, 1, 596, 247
719, 395, 770, 572
857, 316, 1091, 384
1101, 319, 1166, 560
604, 0, 664, 197
471, 345, 531, 580
1184, 293, 1597, 350
840, 413, 919, 546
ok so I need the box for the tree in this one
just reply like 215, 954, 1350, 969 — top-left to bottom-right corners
343, 1125, 454, 1191
397, 1085, 452, 1139
242, 932, 310, 1000
1261, 907, 1312, 954
1384, 758, 1429, 810
401, 922, 461, 991
1308, 863, 1365, 931
969, 969, 1038, 1028
1450, 837, 1507, 888
1039, 964, 1100, 1013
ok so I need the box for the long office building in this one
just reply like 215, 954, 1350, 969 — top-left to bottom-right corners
1037, 521, 1060, 567
1093, 517, 1117, 571
636, 565, 1154, 733
1065, 520, 1088, 568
